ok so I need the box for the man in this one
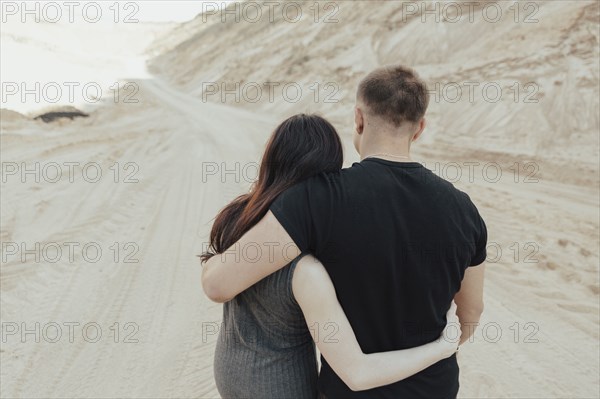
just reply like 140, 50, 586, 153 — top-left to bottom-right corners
203, 65, 486, 398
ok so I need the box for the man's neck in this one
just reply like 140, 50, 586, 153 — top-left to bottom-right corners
359, 139, 413, 162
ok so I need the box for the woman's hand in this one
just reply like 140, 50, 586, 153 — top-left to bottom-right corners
438, 301, 461, 358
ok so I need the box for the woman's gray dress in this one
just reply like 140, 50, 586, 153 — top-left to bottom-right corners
214, 256, 318, 398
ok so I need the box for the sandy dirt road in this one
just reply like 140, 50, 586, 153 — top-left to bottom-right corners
1, 77, 275, 398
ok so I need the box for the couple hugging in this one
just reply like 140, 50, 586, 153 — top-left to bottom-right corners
201, 65, 487, 399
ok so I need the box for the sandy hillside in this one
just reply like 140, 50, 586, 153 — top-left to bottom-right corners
1, 1, 599, 398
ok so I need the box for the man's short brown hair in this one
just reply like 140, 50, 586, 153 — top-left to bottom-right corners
357, 65, 429, 127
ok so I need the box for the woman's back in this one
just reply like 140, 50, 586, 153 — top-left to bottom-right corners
214, 257, 317, 398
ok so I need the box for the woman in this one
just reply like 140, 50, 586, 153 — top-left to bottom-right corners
201, 114, 460, 398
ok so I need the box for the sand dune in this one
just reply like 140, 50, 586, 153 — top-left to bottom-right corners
1, 1, 598, 398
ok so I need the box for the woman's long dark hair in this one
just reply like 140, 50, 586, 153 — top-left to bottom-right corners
200, 114, 343, 263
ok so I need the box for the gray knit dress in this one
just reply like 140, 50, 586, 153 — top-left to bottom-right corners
214, 256, 318, 398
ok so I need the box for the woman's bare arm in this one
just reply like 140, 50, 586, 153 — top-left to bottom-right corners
292, 255, 460, 392
202, 211, 300, 302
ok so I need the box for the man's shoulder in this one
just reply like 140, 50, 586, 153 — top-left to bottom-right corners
420, 167, 477, 205
288, 164, 358, 189
319, 161, 367, 185
274, 169, 341, 204
453, 187, 479, 211
274, 165, 362, 207
413, 166, 483, 221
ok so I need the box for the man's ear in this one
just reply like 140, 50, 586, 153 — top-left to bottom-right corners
354, 107, 364, 135
412, 118, 426, 142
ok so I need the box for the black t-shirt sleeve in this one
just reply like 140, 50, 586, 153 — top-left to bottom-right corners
469, 213, 488, 266
269, 175, 334, 255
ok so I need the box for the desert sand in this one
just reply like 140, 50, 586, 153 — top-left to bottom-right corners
1, 1, 599, 398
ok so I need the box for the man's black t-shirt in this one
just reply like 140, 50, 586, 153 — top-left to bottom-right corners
270, 158, 487, 399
